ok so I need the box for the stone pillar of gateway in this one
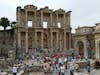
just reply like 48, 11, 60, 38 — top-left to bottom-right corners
94, 23, 100, 59
16, 5, 72, 54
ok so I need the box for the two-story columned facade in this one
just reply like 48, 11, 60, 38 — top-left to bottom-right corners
16, 5, 72, 54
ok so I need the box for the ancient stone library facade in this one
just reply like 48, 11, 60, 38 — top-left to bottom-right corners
0, 5, 100, 59
16, 5, 72, 54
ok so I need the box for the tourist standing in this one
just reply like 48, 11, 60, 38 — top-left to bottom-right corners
86, 63, 91, 73
60, 64, 65, 75
44, 66, 47, 75
12, 64, 17, 75
31, 58, 34, 65
58, 57, 62, 64
70, 62, 75, 75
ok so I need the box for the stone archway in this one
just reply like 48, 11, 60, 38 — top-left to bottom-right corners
75, 40, 89, 57
77, 41, 84, 56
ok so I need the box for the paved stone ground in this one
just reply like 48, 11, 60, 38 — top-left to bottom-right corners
1, 59, 99, 75
52, 69, 100, 75
3, 68, 100, 75
17, 59, 100, 75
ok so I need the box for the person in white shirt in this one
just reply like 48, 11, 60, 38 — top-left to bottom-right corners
12, 65, 17, 75
70, 62, 75, 75
60, 64, 65, 75
58, 57, 62, 64
64, 57, 67, 63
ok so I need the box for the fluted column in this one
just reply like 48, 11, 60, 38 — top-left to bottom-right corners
41, 32, 44, 49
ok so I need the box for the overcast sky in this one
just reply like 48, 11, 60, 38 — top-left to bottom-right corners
0, 0, 100, 32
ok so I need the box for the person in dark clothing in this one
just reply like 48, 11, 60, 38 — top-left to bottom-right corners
86, 63, 91, 73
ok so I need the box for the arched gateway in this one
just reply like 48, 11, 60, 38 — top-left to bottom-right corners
73, 26, 95, 58
74, 40, 87, 57
77, 41, 84, 56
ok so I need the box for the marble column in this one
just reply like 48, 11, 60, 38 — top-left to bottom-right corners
41, 32, 44, 49
50, 13, 52, 27
69, 33, 71, 49
25, 10, 28, 53
98, 41, 100, 59
17, 8, 21, 27
56, 13, 58, 27
35, 32, 37, 48
83, 40, 88, 57
18, 32, 21, 48
51, 31, 53, 50
64, 32, 66, 50
56, 32, 59, 49
25, 32, 28, 53
95, 40, 98, 58
63, 13, 65, 28
60, 32, 62, 51
35, 11, 37, 27
32, 33, 34, 50
41, 11, 43, 27
25, 10, 28, 27
96, 40, 100, 59
68, 13, 70, 28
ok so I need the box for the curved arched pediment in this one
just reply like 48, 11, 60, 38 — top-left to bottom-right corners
55, 8, 65, 13
24, 5, 37, 11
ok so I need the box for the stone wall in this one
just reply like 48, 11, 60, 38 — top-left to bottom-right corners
0, 29, 16, 70
0, 29, 16, 59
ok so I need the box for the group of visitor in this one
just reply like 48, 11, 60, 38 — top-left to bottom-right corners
11, 50, 94, 75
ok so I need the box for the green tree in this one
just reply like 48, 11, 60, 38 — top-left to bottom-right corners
0, 17, 10, 43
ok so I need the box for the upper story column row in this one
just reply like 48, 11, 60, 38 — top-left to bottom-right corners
16, 5, 71, 30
